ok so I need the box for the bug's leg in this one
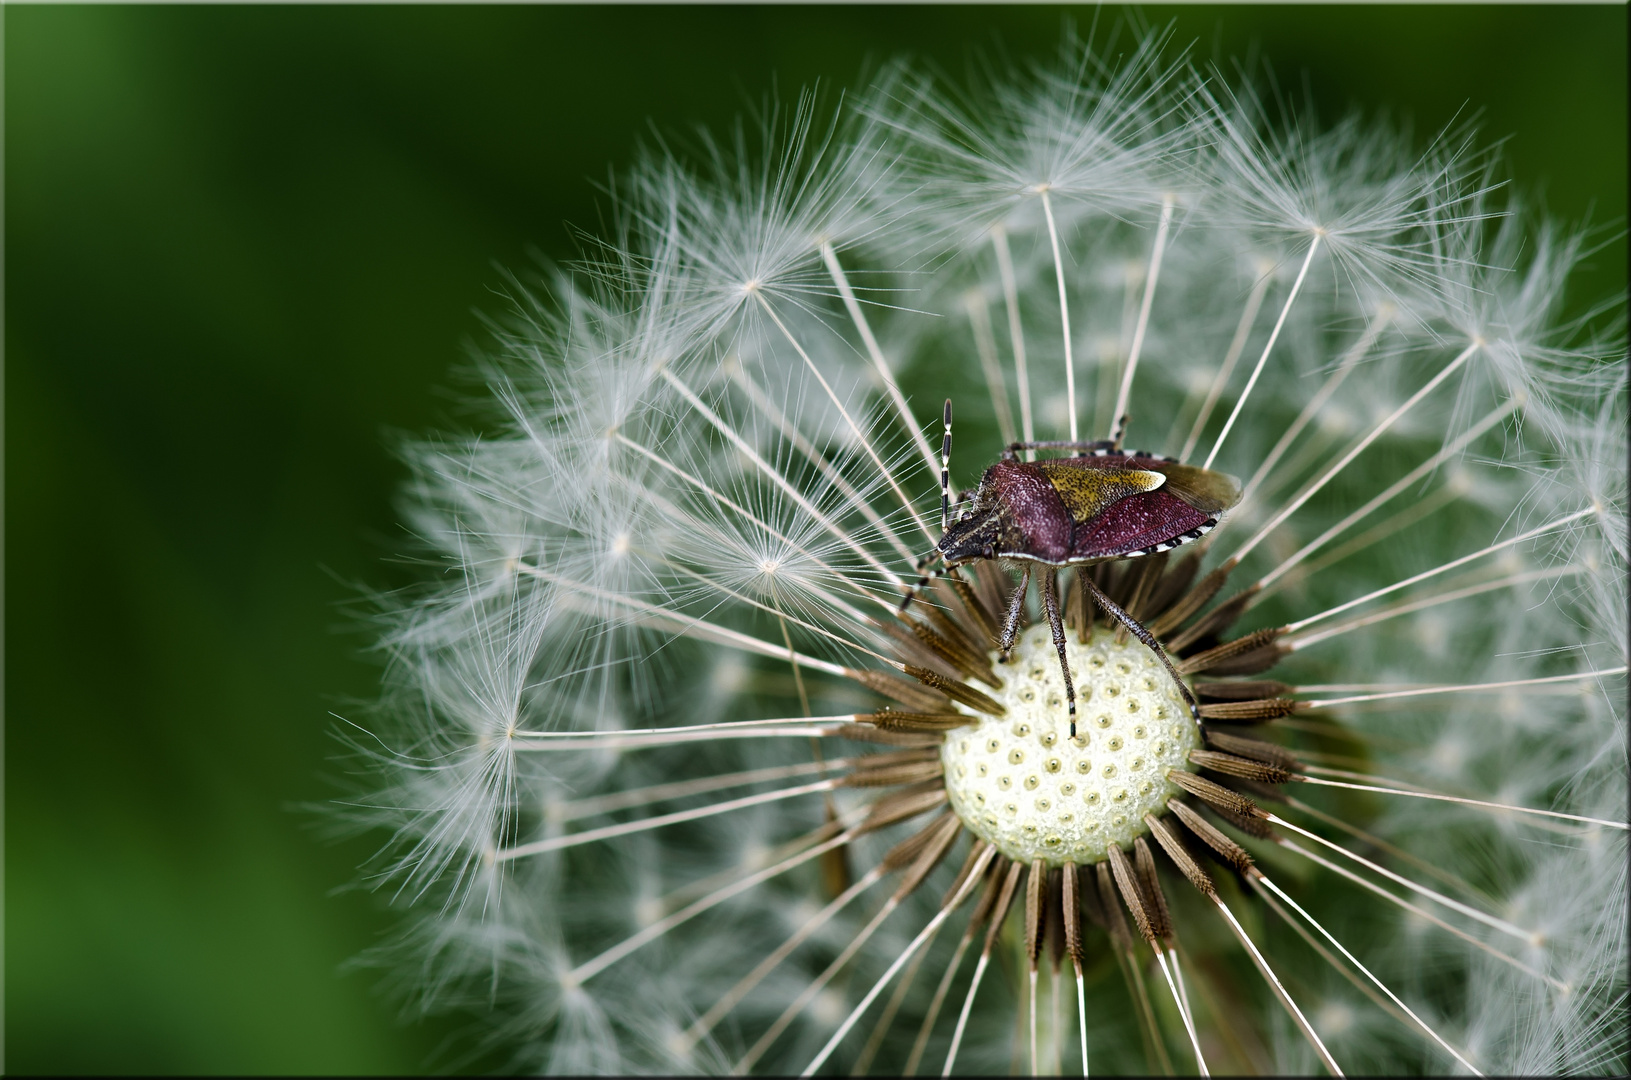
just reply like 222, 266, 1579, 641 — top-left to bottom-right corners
1109, 412, 1130, 450
1080, 574, 1199, 721
1040, 569, 1079, 738
1003, 439, 1119, 461
998, 564, 1032, 660
898, 550, 945, 614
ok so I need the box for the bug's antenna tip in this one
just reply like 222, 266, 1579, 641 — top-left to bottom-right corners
943, 399, 953, 426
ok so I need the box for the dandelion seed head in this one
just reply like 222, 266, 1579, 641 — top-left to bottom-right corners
339, 22, 1625, 1076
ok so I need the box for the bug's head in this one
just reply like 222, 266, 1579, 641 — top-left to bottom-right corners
936, 485, 1005, 566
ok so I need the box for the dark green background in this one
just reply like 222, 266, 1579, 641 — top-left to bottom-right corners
6, 5, 1625, 1073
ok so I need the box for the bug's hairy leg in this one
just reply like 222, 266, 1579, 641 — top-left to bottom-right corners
1040, 569, 1079, 737
999, 564, 1032, 660
1081, 574, 1199, 721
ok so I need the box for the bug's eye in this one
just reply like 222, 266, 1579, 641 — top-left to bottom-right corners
982, 544, 995, 559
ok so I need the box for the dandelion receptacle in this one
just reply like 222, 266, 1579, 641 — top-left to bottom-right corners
340, 28, 1626, 1076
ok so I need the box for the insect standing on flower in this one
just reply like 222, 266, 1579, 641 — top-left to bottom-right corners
903, 401, 1243, 737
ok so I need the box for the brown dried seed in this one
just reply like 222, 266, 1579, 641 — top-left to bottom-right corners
1195, 680, 1294, 701
1167, 798, 1256, 874
984, 861, 1025, 953
863, 710, 974, 732
1203, 729, 1302, 770
1095, 862, 1135, 954
906, 665, 1007, 716
1148, 556, 1236, 637
892, 815, 965, 901
1142, 549, 1203, 626
848, 668, 953, 713
1166, 768, 1263, 819
841, 760, 946, 788
1025, 858, 1047, 963
1177, 627, 1288, 675
836, 723, 944, 747
1189, 749, 1294, 785
1144, 813, 1218, 899
1061, 863, 1085, 962
1106, 845, 1158, 945
1165, 584, 1263, 652
1197, 698, 1301, 722
1133, 837, 1173, 940
858, 785, 948, 834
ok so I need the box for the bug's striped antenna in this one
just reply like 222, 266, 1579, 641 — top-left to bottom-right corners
940, 399, 954, 531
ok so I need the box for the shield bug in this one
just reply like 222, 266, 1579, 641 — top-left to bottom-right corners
903, 401, 1242, 737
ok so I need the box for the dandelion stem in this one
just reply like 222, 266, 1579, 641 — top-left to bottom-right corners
854, 918, 942, 1075
512, 715, 847, 751
1251, 873, 1483, 1075
724, 362, 918, 561
1180, 266, 1273, 463
1283, 508, 1597, 634
1113, 196, 1175, 442
820, 241, 942, 481
680, 865, 887, 1053
1295, 772, 1628, 831
1276, 838, 1569, 992
1284, 795, 1497, 905
1204, 234, 1322, 471
1029, 965, 1040, 1077
649, 552, 897, 666
551, 757, 862, 822
1301, 667, 1626, 709
992, 226, 1035, 455
611, 432, 889, 611
1287, 566, 1581, 650
1255, 396, 1519, 593
756, 292, 935, 544
1039, 189, 1078, 442
518, 562, 856, 676
804, 843, 997, 1076
1154, 946, 1209, 1076
660, 367, 903, 582
738, 895, 903, 1072
944, 952, 990, 1076
499, 777, 838, 861
905, 930, 974, 1078
1237, 307, 1392, 505
1229, 338, 1481, 561
1075, 960, 1090, 1078
966, 290, 1018, 447
566, 826, 858, 985
945, 858, 1023, 1076
1265, 813, 1539, 942
1213, 895, 1342, 1075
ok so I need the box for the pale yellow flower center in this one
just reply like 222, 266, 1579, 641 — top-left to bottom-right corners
941, 624, 1199, 866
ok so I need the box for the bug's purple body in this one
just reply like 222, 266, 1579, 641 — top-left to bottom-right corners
905, 407, 1242, 738
936, 449, 1240, 570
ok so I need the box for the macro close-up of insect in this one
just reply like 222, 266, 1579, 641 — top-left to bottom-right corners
11, 7, 1624, 1077
906, 398, 1244, 736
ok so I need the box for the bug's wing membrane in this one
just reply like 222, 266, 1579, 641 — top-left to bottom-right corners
1145, 461, 1242, 514
1069, 490, 1215, 560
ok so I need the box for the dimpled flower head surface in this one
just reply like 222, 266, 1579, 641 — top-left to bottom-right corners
341, 29, 1626, 1076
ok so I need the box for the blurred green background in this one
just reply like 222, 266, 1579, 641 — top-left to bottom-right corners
6, 5, 1624, 1073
